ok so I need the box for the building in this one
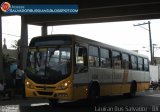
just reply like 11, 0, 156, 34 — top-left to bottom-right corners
154, 57, 160, 66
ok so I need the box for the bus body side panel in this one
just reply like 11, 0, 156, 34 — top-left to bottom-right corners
121, 70, 132, 94
100, 68, 112, 96
73, 72, 89, 100
131, 70, 144, 92
144, 71, 150, 82
112, 69, 123, 95
144, 71, 150, 89
88, 67, 101, 82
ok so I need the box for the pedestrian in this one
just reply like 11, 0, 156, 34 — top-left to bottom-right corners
0, 80, 4, 97
15, 65, 24, 94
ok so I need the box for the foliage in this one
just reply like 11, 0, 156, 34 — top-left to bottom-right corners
11, 39, 20, 49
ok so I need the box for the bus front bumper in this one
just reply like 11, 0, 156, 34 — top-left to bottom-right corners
25, 87, 73, 100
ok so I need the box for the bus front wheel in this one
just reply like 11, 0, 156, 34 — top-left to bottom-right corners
49, 99, 58, 107
88, 85, 99, 105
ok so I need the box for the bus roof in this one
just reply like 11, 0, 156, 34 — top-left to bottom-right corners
29, 34, 148, 59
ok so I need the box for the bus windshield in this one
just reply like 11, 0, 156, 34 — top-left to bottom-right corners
26, 47, 71, 84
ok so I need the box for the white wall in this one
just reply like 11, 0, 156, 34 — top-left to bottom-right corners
149, 65, 159, 82
158, 64, 160, 81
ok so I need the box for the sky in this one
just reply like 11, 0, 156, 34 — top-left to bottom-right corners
2, 15, 160, 59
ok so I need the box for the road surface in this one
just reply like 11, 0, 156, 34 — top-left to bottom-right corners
0, 89, 160, 112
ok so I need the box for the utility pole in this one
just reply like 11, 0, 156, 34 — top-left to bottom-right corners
134, 21, 153, 64
152, 44, 157, 63
152, 44, 160, 65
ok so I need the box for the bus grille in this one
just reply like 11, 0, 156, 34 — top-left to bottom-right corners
37, 91, 53, 96
36, 86, 56, 90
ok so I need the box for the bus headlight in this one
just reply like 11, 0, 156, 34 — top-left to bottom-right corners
57, 81, 71, 90
64, 82, 68, 87
26, 81, 34, 89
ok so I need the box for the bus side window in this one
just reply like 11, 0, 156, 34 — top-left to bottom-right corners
100, 48, 111, 68
144, 58, 149, 71
122, 53, 129, 69
75, 45, 88, 73
112, 51, 121, 69
89, 45, 99, 67
131, 55, 138, 70
138, 57, 143, 71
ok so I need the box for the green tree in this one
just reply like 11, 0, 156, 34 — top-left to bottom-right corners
11, 39, 21, 49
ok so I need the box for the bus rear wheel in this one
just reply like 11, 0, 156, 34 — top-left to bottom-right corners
88, 85, 99, 106
129, 81, 137, 97
49, 99, 58, 107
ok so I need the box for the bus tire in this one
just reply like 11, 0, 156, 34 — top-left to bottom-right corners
88, 83, 100, 106
129, 81, 137, 97
49, 99, 58, 108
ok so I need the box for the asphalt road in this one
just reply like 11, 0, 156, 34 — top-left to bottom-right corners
1, 89, 160, 112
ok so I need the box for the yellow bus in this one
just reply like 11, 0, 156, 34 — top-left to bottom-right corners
25, 34, 150, 106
